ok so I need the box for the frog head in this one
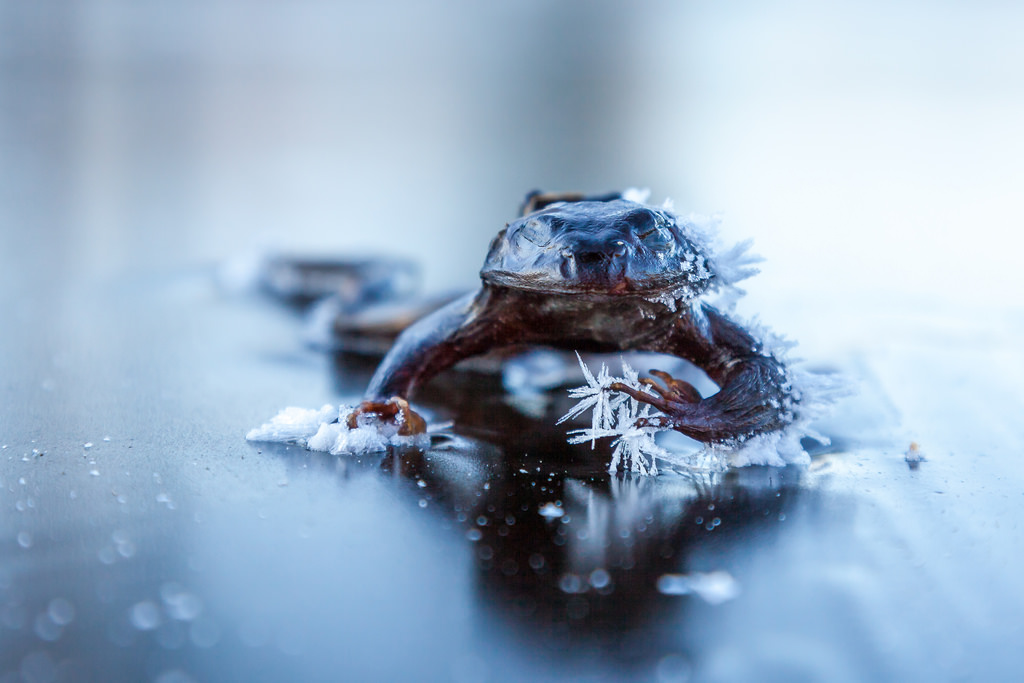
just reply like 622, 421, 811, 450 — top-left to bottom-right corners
480, 198, 714, 298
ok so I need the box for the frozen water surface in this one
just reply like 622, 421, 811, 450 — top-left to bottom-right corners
3, 1, 1024, 682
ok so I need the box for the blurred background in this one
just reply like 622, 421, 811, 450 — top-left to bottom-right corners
2, 1, 1023, 682
4, 0, 1022, 306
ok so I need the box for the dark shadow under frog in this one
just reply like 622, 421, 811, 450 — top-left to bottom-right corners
349, 191, 796, 443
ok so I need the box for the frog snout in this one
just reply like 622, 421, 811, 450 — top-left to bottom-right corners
574, 250, 609, 267
559, 241, 631, 282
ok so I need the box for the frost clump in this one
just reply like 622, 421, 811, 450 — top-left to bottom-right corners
246, 404, 429, 454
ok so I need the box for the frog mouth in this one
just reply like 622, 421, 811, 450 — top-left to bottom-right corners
480, 268, 692, 296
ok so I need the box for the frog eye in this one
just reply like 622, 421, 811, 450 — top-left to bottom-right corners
638, 226, 673, 252
515, 220, 551, 248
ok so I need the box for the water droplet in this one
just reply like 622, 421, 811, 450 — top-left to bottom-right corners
160, 584, 203, 622
418, 499, 428, 508
528, 554, 545, 570
558, 574, 584, 594
47, 598, 75, 625
89, 470, 100, 477
84, 443, 93, 449
130, 601, 161, 630
102, 436, 111, 442
476, 516, 488, 526
465, 529, 482, 542
416, 480, 427, 488
589, 568, 611, 589
17, 531, 33, 548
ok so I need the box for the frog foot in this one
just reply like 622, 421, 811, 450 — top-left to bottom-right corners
609, 370, 703, 430
345, 397, 427, 436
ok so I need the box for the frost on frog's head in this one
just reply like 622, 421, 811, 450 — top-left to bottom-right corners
481, 193, 740, 300
481, 190, 763, 316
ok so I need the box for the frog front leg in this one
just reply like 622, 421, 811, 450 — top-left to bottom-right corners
615, 305, 796, 443
349, 288, 520, 433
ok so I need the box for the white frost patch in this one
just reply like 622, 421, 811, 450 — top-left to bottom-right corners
675, 211, 762, 293
656, 571, 741, 605
245, 404, 338, 443
246, 404, 429, 454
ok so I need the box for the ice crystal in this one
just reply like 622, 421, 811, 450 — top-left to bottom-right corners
560, 358, 668, 474
556, 353, 626, 448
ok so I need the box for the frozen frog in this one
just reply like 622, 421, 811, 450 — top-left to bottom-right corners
348, 191, 796, 443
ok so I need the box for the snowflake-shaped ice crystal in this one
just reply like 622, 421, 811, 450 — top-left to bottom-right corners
560, 356, 670, 474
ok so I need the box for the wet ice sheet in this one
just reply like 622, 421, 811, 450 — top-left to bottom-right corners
3, 0, 1024, 680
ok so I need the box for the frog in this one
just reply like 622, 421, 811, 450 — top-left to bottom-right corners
347, 191, 796, 443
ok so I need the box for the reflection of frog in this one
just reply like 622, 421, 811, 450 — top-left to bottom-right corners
351, 191, 796, 443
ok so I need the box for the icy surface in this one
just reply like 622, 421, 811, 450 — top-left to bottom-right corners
247, 404, 429, 454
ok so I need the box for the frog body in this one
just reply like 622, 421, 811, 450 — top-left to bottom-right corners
360, 192, 794, 443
